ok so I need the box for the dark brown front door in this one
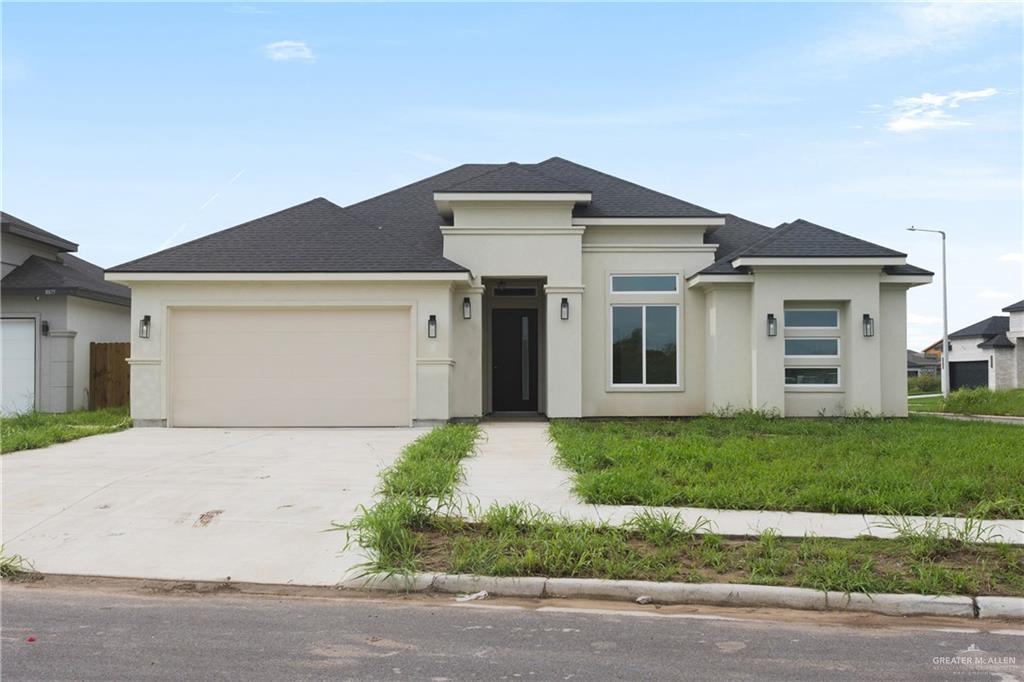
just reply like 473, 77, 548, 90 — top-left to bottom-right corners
491, 308, 538, 412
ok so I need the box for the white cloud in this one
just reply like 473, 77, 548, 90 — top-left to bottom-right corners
883, 88, 998, 132
821, 2, 1022, 62
978, 288, 1012, 300
264, 40, 315, 62
999, 252, 1024, 264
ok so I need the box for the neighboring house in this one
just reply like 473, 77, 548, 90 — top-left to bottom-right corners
907, 350, 939, 377
107, 157, 932, 427
921, 339, 944, 358
1, 212, 131, 414
943, 300, 1024, 392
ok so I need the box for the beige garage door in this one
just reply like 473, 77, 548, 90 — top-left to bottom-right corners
170, 307, 410, 427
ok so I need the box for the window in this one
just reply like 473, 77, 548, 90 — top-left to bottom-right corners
611, 274, 678, 293
784, 309, 838, 328
785, 367, 840, 386
784, 338, 839, 357
612, 305, 677, 385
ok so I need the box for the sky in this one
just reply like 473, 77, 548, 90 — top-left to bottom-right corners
3, 1, 1022, 350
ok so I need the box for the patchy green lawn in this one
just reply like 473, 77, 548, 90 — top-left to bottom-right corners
413, 508, 1023, 597
909, 388, 1024, 417
1, 407, 131, 454
549, 415, 1024, 518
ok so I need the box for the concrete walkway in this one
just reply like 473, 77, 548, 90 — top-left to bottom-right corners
463, 423, 1024, 544
2, 427, 427, 585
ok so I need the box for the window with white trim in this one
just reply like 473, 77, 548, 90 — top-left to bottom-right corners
610, 274, 678, 293
783, 306, 841, 388
611, 305, 678, 385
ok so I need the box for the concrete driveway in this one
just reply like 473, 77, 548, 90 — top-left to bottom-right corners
2, 427, 426, 585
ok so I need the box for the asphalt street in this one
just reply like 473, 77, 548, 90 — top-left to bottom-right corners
2, 583, 1022, 681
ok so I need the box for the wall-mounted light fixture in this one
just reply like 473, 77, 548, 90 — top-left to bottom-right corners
862, 313, 875, 337
41, 321, 50, 336
560, 297, 570, 321
427, 314, 437, 339
766, 313, 778, 337
462, 297, 472, 320
139, 315, 151, 339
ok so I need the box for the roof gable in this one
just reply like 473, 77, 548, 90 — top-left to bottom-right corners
732, 219, 906, 259
978, 332, 1015, 349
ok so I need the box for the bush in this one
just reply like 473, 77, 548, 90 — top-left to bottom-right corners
912, 373, 940, 393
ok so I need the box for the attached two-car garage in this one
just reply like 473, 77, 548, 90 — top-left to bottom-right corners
169, 307, 411, 427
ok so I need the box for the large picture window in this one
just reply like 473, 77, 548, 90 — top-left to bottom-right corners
611, 305, 678, 385
785, 367, 840, 386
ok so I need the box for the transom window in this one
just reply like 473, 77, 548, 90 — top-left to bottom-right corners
784, 338, 839, 357
785, 367, 840, 386
611, 274, 678, 293
784, 309, 838, 328
611, 305, 678, 386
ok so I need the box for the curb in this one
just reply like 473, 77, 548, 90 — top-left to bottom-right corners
353, 572, 1021, 621
913, 411, 1024, 426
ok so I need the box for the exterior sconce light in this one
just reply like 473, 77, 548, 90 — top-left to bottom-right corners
139, 315, 151, 339
462, 297, 471, 320
862, 313, 875, 337
560, 297, 570, 321
766, 313, 778, 337
41, 321, 50, 336
427, 314, 437, 339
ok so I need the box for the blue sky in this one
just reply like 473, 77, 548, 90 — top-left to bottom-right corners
3, 1, 1021, 348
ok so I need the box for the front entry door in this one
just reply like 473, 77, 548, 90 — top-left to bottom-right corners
491, 309, 538, 412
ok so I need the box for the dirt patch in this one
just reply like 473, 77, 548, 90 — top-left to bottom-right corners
193, 509, 225, 528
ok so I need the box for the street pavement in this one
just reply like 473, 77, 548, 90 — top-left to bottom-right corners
3, 583, 1022, 681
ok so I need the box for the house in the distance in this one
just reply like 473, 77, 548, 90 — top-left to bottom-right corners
907, 350, 939, 377
107, 157, 932, 426
1, 212, 131, 414
943, 299, 1024, 392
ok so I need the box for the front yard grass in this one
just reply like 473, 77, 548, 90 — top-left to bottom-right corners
909, 388, 1024, 417
1, 407, 131, 454
345, 424, 1024, 597
549, 414, 1024, 518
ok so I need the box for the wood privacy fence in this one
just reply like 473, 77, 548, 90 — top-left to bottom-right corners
89, 342, 130, 410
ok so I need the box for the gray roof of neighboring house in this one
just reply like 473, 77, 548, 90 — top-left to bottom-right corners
108, 158, 921, 275
907, 349, 940, 367
1003, 299, 1024, 313
1, 211, 78, 252
2, 254, 130, 306
977, 332, 1015, 349
948, 315, 1010, 339
440, 162, 584, 193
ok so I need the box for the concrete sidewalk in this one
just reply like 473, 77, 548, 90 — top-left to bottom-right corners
2, 427, 427, 585
463, 423, 1024, 544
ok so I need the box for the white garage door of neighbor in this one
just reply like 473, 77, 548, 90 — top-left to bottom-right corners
170, 308, 411, 427
1, 318, 36, 415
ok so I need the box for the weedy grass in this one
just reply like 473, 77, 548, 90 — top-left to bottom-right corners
1, 407, 131, 454
0, 547, 34, 578
548, 414, 1024, 518
938, 388, 1024, 418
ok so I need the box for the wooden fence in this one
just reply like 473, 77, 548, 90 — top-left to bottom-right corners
89, 342, 130, 410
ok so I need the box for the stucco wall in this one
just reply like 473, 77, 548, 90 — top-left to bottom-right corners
946, 336, 993, 390
66, 296, 131, 410
122, 279, 456, 425
703, 286, 752, 412
879, 285, 909, 416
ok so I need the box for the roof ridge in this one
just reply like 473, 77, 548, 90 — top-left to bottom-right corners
345, 163, 498, 211
536, 157, 720, 216
787, 218, 907, 257
440, 161, 584, 192
110, 197, 362, 271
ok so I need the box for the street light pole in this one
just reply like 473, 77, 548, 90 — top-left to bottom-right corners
907, 226, 949, 397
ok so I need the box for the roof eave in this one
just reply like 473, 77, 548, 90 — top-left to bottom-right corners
105, 270, 473, 283
1, 224, 79, 252
731, 256, 906, 268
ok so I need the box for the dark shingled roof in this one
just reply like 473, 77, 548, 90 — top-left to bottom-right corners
1, 211, 78, 252
949, 316, 1009, 339
883, 263, 934, 276
109, 197, 468, 273
440, 162, 584, 193
2, 254, 130, 305
977, 332, 1015, 349
1003, 299, 1024, 313
731, 219, 905, 259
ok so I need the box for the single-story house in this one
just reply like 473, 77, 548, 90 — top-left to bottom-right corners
943, 300, 1024, 392
2, 212, 131, 414
907, 350, 940, 377
106, 157, 932, 427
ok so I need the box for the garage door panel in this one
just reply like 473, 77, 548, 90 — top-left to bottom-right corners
170, 308, 411, 427
950, 360, 988, 391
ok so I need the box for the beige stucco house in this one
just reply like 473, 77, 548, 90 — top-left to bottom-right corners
107, 158, 932, 427
2, 212, 131, 414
